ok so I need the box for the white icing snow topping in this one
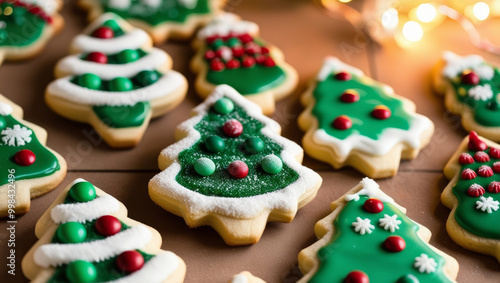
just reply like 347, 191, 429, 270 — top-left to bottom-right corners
50, 195, 120, 224
231, 274, 248, 283
442, 51, 494, 80
0, 102, 13, 116
197, 13, 259, 39
468, 84, 493, 101
21, 0, 58, 15
72, 28, 149, 54
317, 56, 364, 81
345, 178, 396, 204
106, 252, 179, 283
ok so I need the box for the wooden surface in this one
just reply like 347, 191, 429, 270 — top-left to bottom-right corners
2, 0, 500, 282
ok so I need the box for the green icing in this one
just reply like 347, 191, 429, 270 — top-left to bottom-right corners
176, 99, 300, 198
81, 49, 147, 64
449, 67, 500, 127
0, 2, 48, 47
99, 0, 211, 26
47, 250, 154, 282
92, 102, 150, 128
452, 148, 500, 238
0, 115, 60, 186
312, 74, 412, 140
310, 195, 452, 282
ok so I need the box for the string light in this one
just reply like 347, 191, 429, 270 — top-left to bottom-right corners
416, 3, 437, 23
473, 2, 490, 20
381, 8, 399, 30
402, 21, 423, 42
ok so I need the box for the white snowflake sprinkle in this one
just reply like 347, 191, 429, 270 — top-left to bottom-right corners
352, 217, 375, 235
378, 214, 401, 233
468, 84, 493, 101
1, 124, 32, 146
476, 196, 499, 213
414, 253, 437, 273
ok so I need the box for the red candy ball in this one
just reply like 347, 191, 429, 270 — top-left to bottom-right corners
488, 181, 500, 193
461, 71, 480, 85
345, 271, 369, 283
210, 58, 225, 71
383, 236, 406, 252
244, 42, 261, 55
255, 54, 266, 64
242, 56, 256, 68
260, 46, 270, 54
262, 57, 276, 67
95, 215, 122, 236
493, 162, 500, 173
225, 59, 240, 69
474, 151, 490, 163
467, 184, 485, 197
468, 131, 487, 151
92, 27, 114, 39
204, 50, 216, 60
116, 250, 144, 273
490, 148, 500, 159
363, 198, 384, 213
340, 90, 360, 103
372, 105, 391, 120
478, 165, 494, 177
334, 71, 351, 81
14, 149, 36, 166
223, 119, 243, 137
228, 161, 249, 179
238, 33, 253, 44
461, 168, 477, 180
86, 52, 108, 64
231, 46, 245, 57
332, 115, 352, 130
459, 153, 474, 165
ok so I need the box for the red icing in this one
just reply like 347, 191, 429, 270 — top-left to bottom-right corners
490, 148, 500, 159
345, 271, 369, 283
340, 90, 360, 103
461, 168, 477, 180
493, 162, 500, 173
363, 198, 384, 213
371, 105, 391, 120
13, 149, 36, 166
86, 52, 108, 64
383, 236, 406, 252
116, 250, 144, 273
474, 151, 490, 163
461, 71, 480, 85
488, 181, 500, 193
92, 27, 114, 39
468, 131, 487, 151
332, 115, 352, 130
241, 56, 256, 68
262, 56, 276, 67
334, 71, 351, 81
478, 165, 493, 177
95, 215, 122, 236
223, 119, 243, 137
228, 161, 249, 179
467, 184, 485, 197
204, 50, 216, 60
210, 58, 225, 71
458, 153, 474, 165
226, 59, 240, 69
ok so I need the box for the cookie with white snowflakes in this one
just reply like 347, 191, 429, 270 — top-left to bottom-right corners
46, 13, 188, 147
442, 131, 500, 263
149, 85, 322, 246
433, 51, 500, 141
190, 13, 298, 115
298, 57, 434, 178
228, 271, 266, 283
0, 0, 63, 64
298, 178, 458, 282
22, 178, 186, 282
78, 0, 223, 44
0, 95, 66, 217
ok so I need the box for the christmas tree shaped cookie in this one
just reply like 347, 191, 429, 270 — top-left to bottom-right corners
190, 13, 298, 115
149, 85, 322, 245
434, 51, 500, 141
298, 57, 434, 178
78, 0, 223, 44
0, 95, 66, 217
0, 0, 63, 63
442, 131, 500, 262
46, 13, 188, 148
229, 272, 266, 283
22, 178, 186, 282
298, 178, 459, 283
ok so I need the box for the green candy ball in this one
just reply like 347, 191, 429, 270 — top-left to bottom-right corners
244, 137, 264, 154
56, 222, 87, 243
226, 37, 241, 47
117, 49, 139, 63
0, 116, 6, 130
135, 70, 159, 86
66, 260, 97, 283
261, 155, 283, 174
77, 73, 101, 90
210, 38, 224, 50
205, 136, 225, 152
69, 181, 96, 202
194, 158, 216, 176
213, 98, 234, 114
109, 77, 133, 92
396, 274, 419, 283
102, 19, 120, 31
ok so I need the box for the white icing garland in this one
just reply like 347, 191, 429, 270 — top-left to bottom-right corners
197, 13, 259, 40
21, 0, 58, 15
50, 195, 120, 224
34, 225, 152, 267
107, 252, 179, 283
0, 102, 12, 116
150, 84, 322, 218
317, 56, 364, 81
72, 28, 150, 54
345, 178, 396, 205
442, 51, 495, 80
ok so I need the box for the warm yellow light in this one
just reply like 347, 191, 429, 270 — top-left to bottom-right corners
473, 2, 490, 21
338, 0, 352, 3
416, 3, 437, 23
402, 21, 423, 42
381, 8, 399, 29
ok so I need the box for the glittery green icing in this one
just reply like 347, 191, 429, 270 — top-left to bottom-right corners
309, 195, 452, 282
0, 2, 48, 47
176, 99, 299, 198
92, 102, 150, 128
312, 74, 413, 140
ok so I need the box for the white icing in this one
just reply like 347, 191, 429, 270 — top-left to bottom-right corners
21, 0, 58, 15
109, 0, 131, 9
72, 29, 149, 54
50, 195, 120, 224
1, 125, 32, 146
414, 254, 437, 273
177, 0, 198, 9
476, 196, 499, 213
442, 51, 495, 80
317, 56, 364, 81
107, 252, 179, 283
468, 84, 493, 101
141, 0, 162, 8
0, 102, 13, 116
33, 225, 152, 267
46, 71, 185, 106
231, 274, 248, 283
352, 217, 375, 235
197, 13, 259, 40
378, 214, 401, 233
56, 48, 168, 80
150, 85, 322, 218
345, 178, 396, 205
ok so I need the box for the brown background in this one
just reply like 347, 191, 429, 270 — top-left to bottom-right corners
2, 0, 500, 282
